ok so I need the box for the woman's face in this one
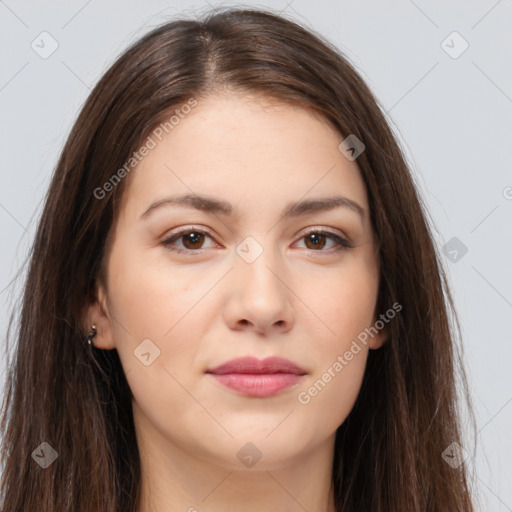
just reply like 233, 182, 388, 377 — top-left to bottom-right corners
90, 91, 387, 471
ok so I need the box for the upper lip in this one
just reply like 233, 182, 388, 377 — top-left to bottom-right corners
206, 356, 307, 375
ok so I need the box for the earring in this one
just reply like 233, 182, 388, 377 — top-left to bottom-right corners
86, 324, 97, 346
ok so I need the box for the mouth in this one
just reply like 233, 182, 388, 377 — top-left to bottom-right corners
205, 356, 307, 398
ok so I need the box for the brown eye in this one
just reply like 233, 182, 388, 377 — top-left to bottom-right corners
295, 230, 352, 253
303, 232, 328, 250
180, 231, 206, 250
161, 228, 216, 254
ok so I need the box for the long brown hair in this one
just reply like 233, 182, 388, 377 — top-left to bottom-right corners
0, 7, 476, 511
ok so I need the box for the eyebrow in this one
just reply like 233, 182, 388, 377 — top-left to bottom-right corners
140, 193, 365, 222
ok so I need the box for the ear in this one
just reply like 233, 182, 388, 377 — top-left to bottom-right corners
82, 281, 116, 350
368, 316, 390, 350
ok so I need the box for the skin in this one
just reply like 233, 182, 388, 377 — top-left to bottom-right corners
85, 91, 388, 512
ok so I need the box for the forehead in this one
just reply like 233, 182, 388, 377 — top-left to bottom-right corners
118, 92, 369, 220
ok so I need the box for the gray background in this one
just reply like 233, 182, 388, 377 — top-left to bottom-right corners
1, 0, 511, 509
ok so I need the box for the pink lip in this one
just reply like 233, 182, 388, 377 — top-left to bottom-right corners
206, 356, 307, 398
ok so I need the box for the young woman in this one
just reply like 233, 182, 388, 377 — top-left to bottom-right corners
0, 7, 476, 511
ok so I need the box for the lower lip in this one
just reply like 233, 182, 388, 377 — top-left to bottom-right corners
208, 373, 303, 397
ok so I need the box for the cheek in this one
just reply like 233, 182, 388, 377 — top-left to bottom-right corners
103, 244, 215, 403
288, 259, 377, 433
305, 257, 379, 350
104, 246, 210, 443
106, 242, 212, 340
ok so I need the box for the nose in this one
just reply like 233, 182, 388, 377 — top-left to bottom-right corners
223, 243, 295, 336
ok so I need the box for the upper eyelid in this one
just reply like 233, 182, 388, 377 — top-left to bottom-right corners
162, 225, 348, 240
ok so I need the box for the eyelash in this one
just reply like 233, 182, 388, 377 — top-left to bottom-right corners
160, 226, 353, 256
